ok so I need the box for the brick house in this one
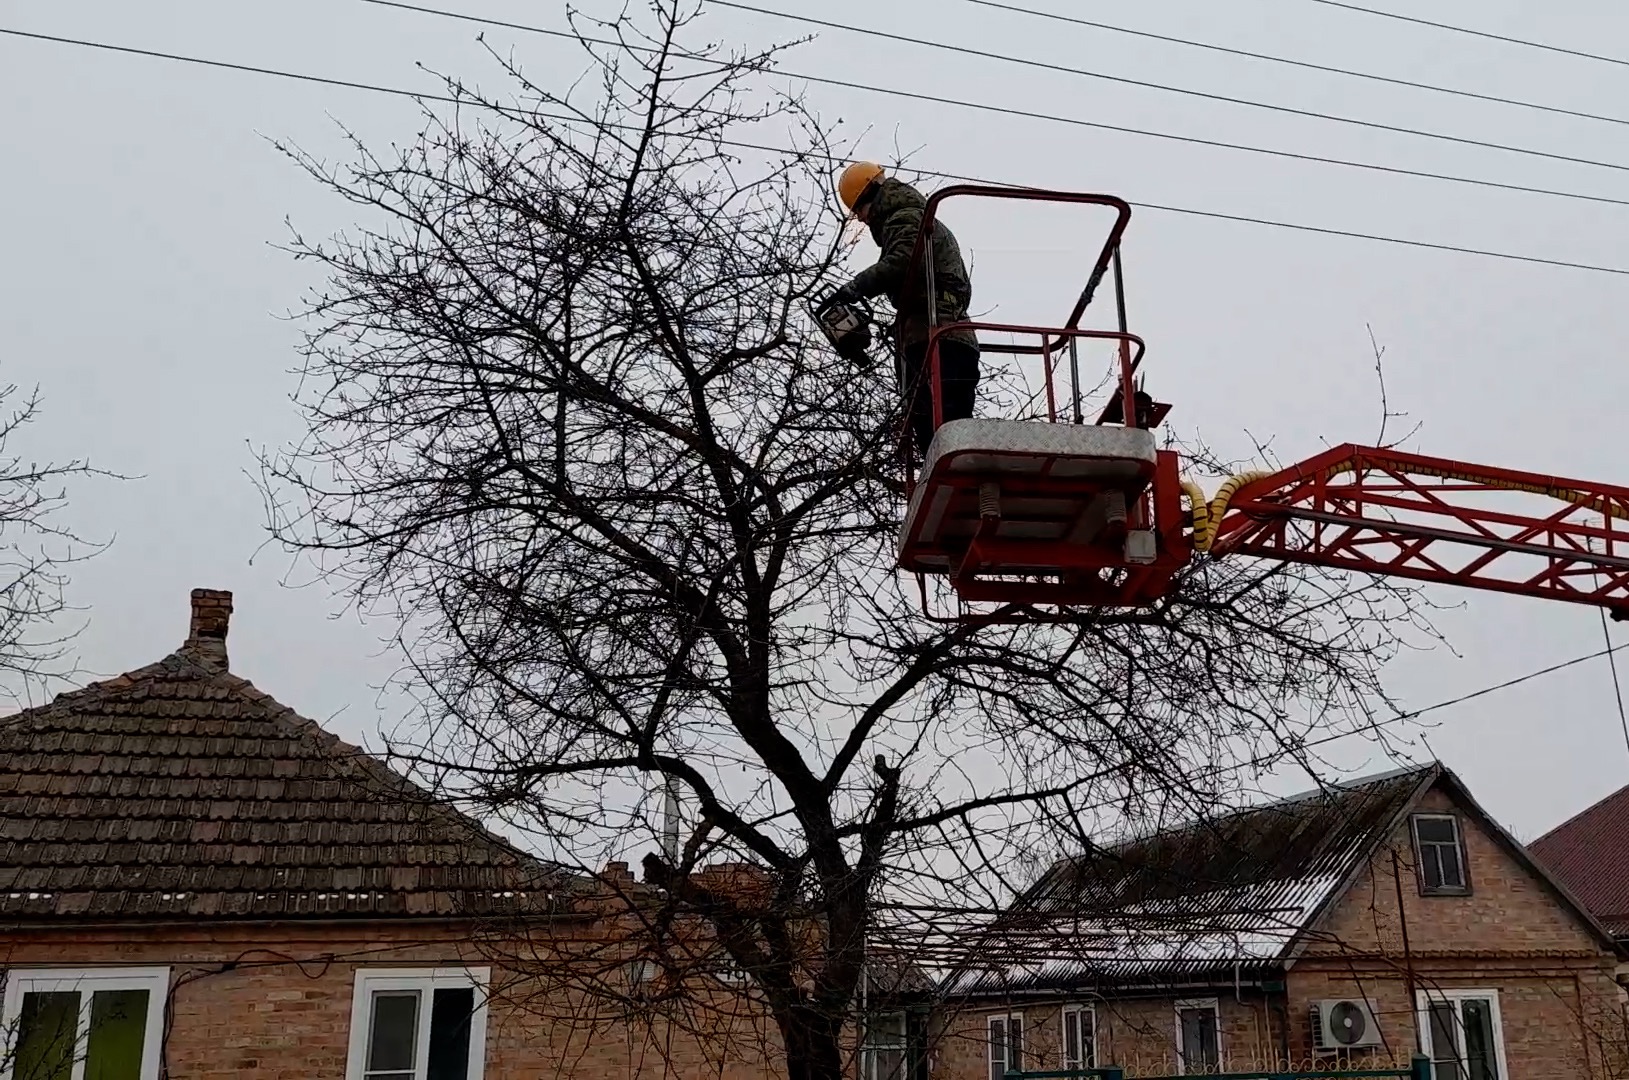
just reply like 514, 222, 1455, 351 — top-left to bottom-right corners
935, 765, 1629, 1078
1530, 783, 1629, 946
0, 589, 783, 1080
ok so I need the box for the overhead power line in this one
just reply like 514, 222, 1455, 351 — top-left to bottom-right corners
0, 24, 458, 105
1395, 640, 1629, 722
5, 22, 1629, 278
1052, 639, 1629, 826
1307, 0, 1629, 71
961, 0, 1629, 130
710, 0, 1629, 178
776, 66, 1629, 211
360, 2, 1629, 213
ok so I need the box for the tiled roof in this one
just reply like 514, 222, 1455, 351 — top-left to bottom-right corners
946, 766, 1435, 995
0, 589, 565, 921
1531, 783, 1629, 936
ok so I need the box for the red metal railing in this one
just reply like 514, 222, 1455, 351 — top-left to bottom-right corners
905, 187, 1139, 430
895, 186, 1148, 495
925, 323, 1147, 427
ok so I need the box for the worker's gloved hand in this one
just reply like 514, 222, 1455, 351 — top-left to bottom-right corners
818, 282, 861, 313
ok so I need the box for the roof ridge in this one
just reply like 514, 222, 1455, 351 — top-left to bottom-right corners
0, 632, 574, 921
195, 665, 565, 880
31, 647, 220, 710
1081, 762, 1439, 861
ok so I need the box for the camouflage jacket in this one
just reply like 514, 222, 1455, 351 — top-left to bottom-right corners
846, 178, 978, 351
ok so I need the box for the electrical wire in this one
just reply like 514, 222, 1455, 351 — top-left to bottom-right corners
1394, 640, 1629, 723
0, 24, 461, 105
769, 63, 1629, 211
358, 3, 1629, 214
860, 141, 1629, 277
997, 637, 1629, 831
709, 0, 1629, 178
5, 22, 1629, 277
354, 5, 1629, 224
1306, 0, 1629, 71
959, 0, 1629, 130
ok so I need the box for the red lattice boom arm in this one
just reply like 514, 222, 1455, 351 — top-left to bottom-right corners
1208, 444, 1629, 617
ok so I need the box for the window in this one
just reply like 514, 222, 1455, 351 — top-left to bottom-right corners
625, 958, 659, 1000
345, 968, 489, 1080
1061, 1005, 1095, 1070
987, 1013, 1023, 1080
1411, 814, 1469, 894
710, 956, 751, 985
1175, 998, 1221, 1075
0, 967, 168, 1080
863, 1012, 908, 1080
1416, 990, 1508, 1080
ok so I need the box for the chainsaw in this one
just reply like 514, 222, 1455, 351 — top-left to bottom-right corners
810, 294, 878, 368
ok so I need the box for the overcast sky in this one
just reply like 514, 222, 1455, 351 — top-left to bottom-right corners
5, 0, 1629, 842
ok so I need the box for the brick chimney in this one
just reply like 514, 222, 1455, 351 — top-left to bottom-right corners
184, 588, 233, 670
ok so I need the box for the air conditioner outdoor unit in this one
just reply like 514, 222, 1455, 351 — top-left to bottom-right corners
1311, 999, 1383, 1052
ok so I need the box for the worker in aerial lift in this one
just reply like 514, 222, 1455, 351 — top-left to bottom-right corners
820, 162, 980, 458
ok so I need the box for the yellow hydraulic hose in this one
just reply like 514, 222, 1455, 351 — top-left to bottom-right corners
1183, 459, 1629, 555
1183, 474, 1271, 553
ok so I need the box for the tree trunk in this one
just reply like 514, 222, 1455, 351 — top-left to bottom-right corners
779, 1003, 847, 1080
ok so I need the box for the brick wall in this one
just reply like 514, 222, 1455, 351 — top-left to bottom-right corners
0, 920, 786, 1080
1309, 788, 1604, 958
931, 993, 1281, 1079
10, 783, 1627, 1079
1289, 784, 1629, 1078
931, 779, 1629, 1078
1288, 962, 1626, 1079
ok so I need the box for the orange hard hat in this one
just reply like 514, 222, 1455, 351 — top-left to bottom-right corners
838, 161, 885, 210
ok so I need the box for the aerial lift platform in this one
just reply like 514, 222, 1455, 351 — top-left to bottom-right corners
872, 186, 1629, 622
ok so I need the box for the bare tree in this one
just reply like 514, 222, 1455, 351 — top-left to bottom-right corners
261, 4, 1423, 1077
0, 382, 108, 703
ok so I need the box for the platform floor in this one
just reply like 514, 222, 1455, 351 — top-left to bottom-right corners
897, 419, 1159, 576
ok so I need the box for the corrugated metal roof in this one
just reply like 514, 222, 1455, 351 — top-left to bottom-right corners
947, 766, 1433, 995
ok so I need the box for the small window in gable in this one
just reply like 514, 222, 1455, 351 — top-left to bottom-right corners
1411, 813, 1470, 895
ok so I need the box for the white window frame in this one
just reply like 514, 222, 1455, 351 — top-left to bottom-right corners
862, 1010, 909, 1080
710, 955, 752, 985
0, 965, 170, 1080
987, 1011, 1024, 1080
1060, 1004, 1096, 1070
1414, 988, 1509, 1080
344, 967, 491, 1080
1174, 997, 1222, 1075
